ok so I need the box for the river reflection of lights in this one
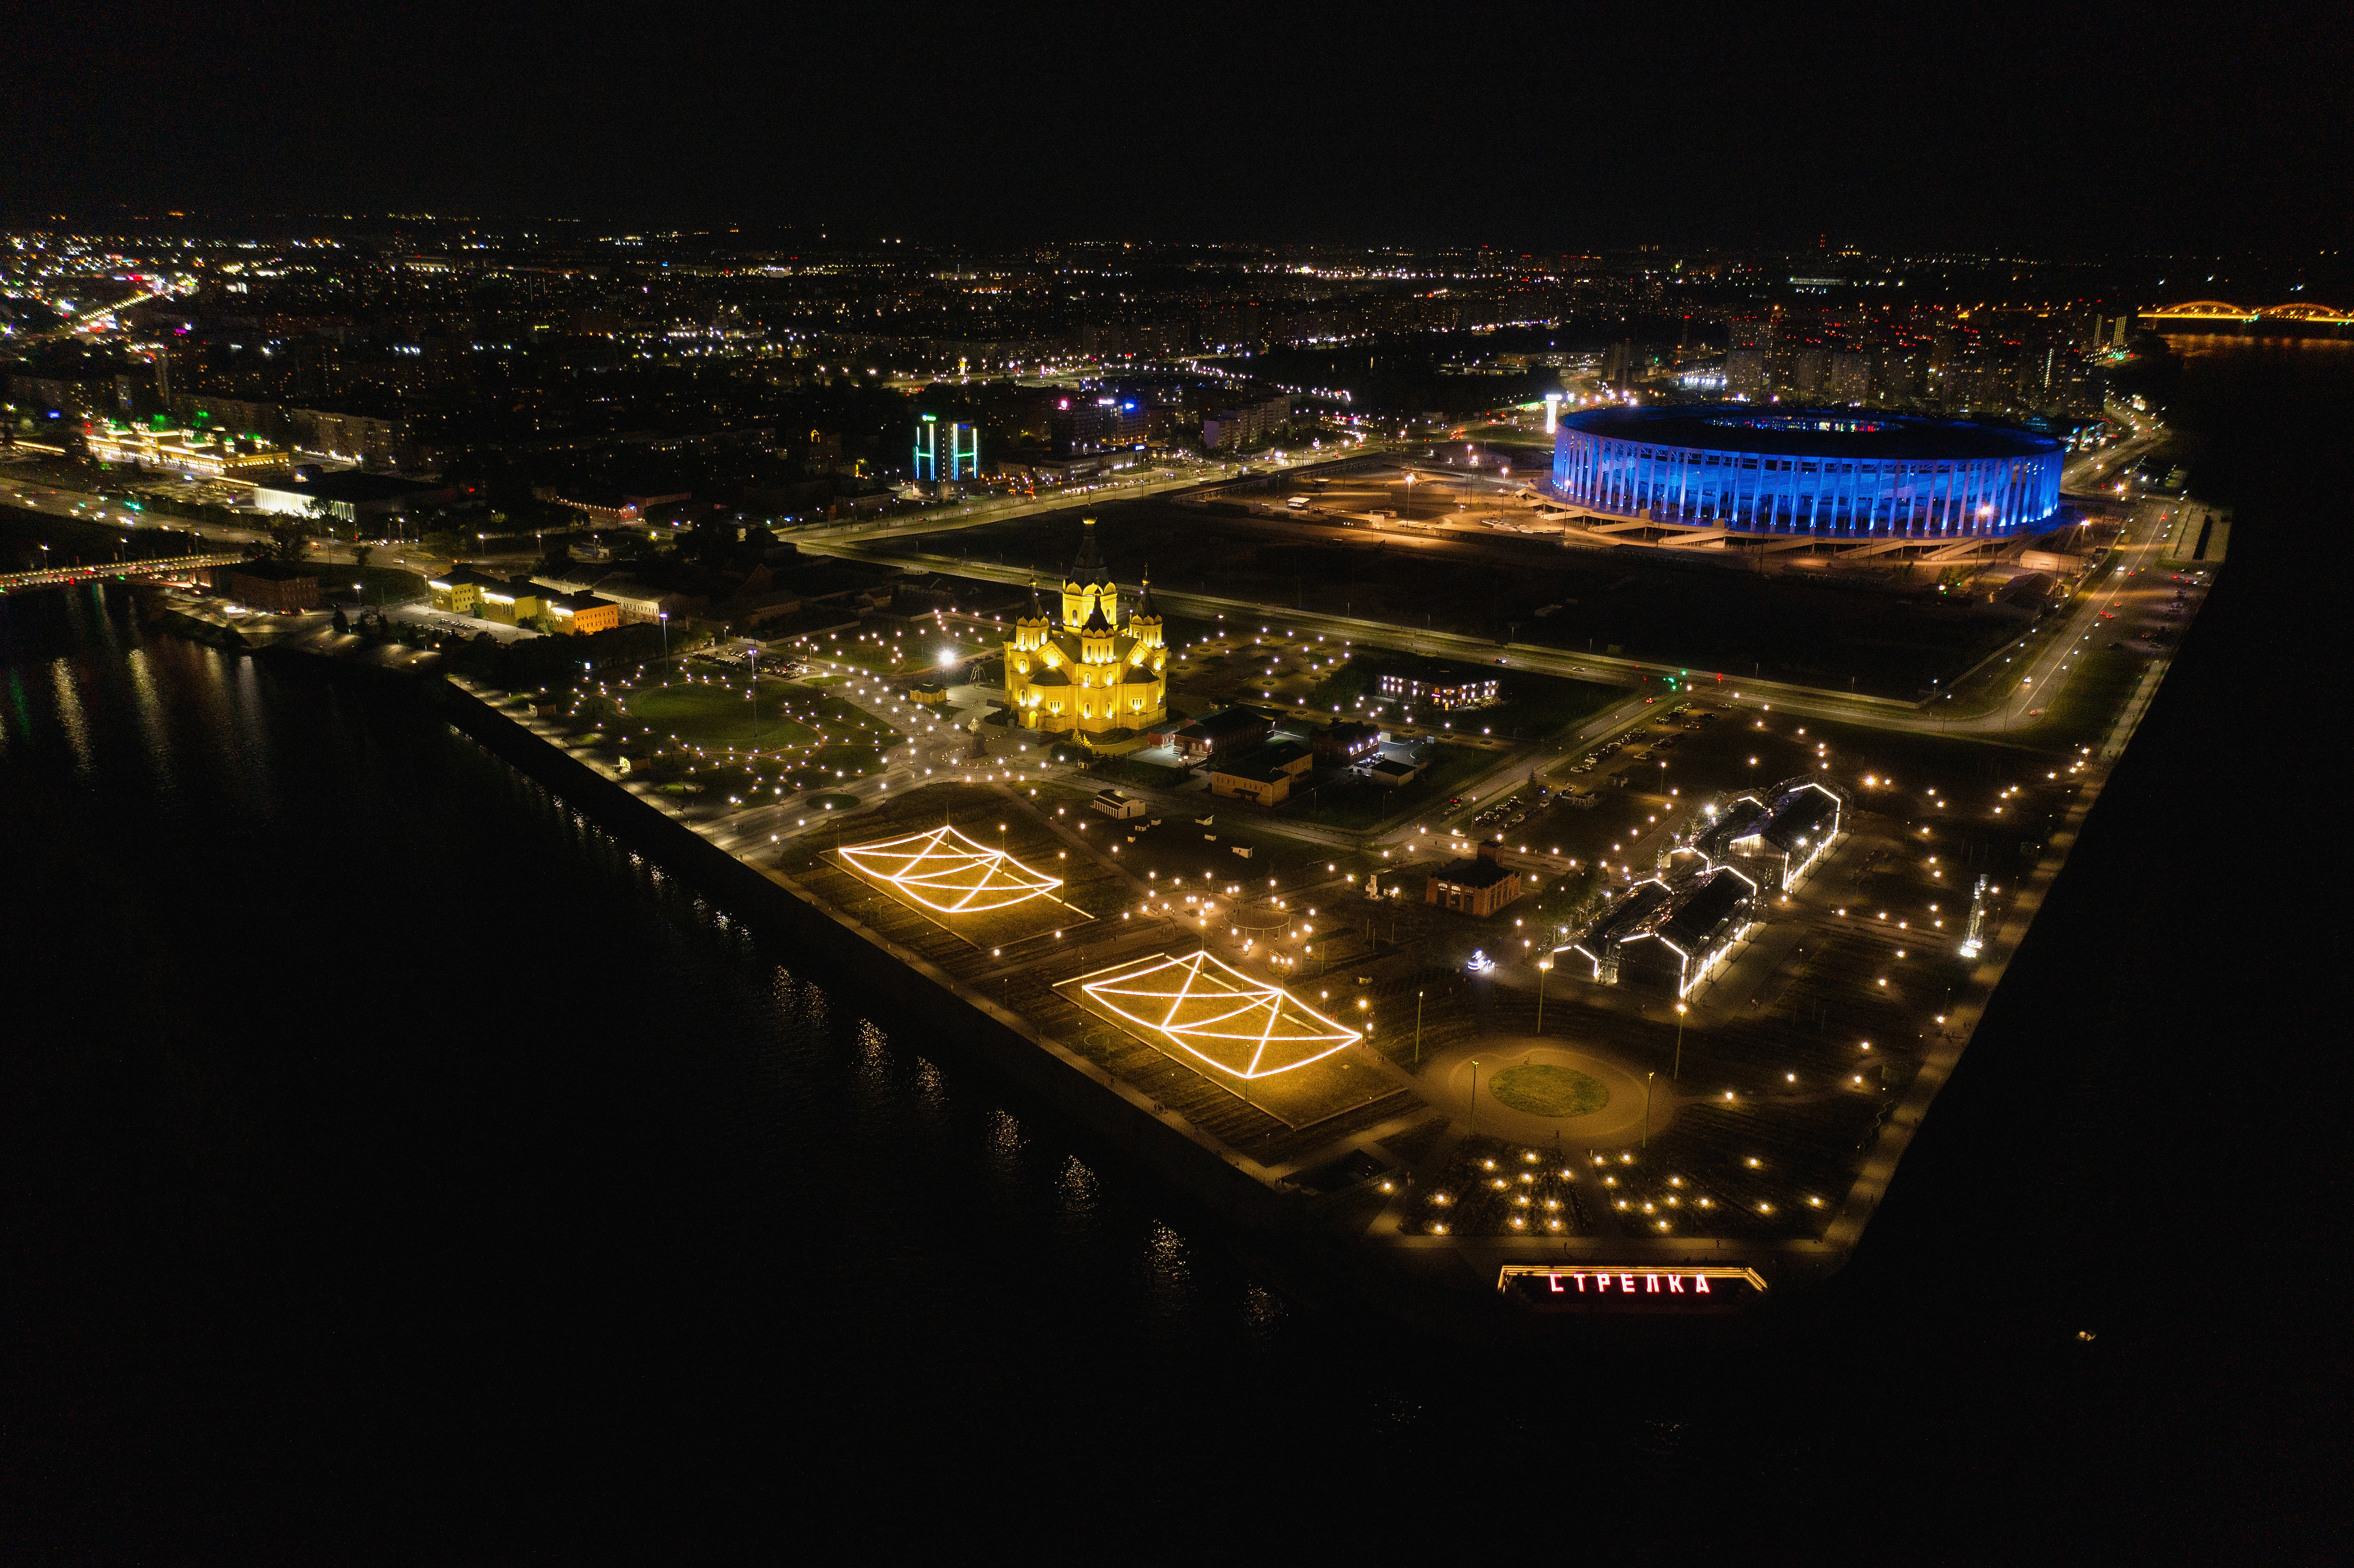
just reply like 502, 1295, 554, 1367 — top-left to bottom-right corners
1076, 950, 1361, 1079
839, 825, 1061, 913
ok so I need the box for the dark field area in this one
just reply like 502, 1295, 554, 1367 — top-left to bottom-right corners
928, 495, 2037, 698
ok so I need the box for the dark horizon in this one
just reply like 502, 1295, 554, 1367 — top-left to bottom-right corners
7, 3, 2351, 255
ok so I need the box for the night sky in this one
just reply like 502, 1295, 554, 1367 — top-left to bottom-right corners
7, 1, 2350, 251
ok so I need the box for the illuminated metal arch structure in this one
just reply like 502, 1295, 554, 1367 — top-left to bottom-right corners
2140, 301, 2354, 325
1074, 950, 1362, 1080
838, 824, 1062, 914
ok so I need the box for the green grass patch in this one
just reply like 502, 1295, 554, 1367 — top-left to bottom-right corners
1088, 756, 1191, 791
617, 676, 829, 750
1489, 1064, 1610, 1118
2018, 644, 2146, 753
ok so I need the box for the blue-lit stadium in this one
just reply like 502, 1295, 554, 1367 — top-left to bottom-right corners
1551, 407, 2065, 539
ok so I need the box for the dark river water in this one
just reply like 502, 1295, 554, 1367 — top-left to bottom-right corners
1, 339, 2341, 1559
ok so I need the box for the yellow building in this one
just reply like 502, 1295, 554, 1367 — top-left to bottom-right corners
546, 591, 622, 635
427, 564, 500, 614
477, 577, 548, 627
1003, 518, 1168, 737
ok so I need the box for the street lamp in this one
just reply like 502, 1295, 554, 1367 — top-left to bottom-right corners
1536, 958, 1551, 1033
1673, 1001, 1687, 1080
1643, 1070, 1655, 1149
658, 611, 670, 681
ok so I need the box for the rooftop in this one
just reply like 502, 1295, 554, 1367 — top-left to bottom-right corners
1741, 784, 1842, 854
257, 471, 447, 503
1560, 404, 2064, 462
1431, 855, 1516, 890
1184, 706, 1274, 740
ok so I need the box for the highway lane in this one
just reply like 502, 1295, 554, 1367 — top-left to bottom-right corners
811, 538, 1922, 715
780, 442, 1393, 548
819, 464, 2178, 744
1, 468, 449, 580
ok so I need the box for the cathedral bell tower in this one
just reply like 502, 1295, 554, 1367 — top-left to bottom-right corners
1061, 517, 1118, 628
1128, 568, 1165, 656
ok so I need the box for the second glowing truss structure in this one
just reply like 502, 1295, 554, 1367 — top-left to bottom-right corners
1076, 950, 1362, 1080
838, 825, 1063, 915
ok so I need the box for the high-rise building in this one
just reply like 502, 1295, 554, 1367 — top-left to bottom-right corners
1725, 349, 1768, 401
913, 414, 979, 485
1790, 349, 1828, 399
1199, 394, 1293, 451
1197, 303, 1261, 351
1047, 397, 1147, 458
1829, 352, 1871, 404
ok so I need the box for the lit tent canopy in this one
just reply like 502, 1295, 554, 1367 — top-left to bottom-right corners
1077, 951, 1361, 1079
838, 825, 1062, 914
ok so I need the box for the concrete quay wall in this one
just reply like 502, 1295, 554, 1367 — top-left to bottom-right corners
401, 673, 1528, 1335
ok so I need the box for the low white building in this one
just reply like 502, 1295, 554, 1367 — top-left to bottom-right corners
251, 471, 453, 525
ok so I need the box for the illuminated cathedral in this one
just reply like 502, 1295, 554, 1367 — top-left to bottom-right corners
1003, 517, 1168, 737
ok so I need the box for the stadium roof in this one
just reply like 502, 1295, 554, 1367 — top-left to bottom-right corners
1560, 405, 2062, 462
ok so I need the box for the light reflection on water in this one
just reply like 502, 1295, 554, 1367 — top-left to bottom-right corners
0, 582, 1342, 1436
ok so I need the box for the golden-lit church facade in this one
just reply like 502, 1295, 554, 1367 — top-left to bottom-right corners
1003, 518, 1168, 737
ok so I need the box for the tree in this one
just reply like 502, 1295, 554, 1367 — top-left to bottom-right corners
351, 542, 374, 575
265, 516, 312, 563
683, 517, 734, 568
332, 607, 350, 635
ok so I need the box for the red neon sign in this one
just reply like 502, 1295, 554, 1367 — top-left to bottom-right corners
1497, 1264, 1766, 1313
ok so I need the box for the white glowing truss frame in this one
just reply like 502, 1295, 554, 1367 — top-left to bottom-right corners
1076, 950, 1362, 1080
838, 825, 1063, 914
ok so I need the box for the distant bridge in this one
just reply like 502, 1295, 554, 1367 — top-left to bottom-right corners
2140, 300, 2354, 326
0, 551, 248, 594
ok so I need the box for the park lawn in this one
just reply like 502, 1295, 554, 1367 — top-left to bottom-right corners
788, 686, 909, 750
2015, 643, 2146, 755
1086, 755, 1192, 791
663, 765, 794, 805
617, 677, 823, 751
1489, 1064, 1610, 1118
805, 641, 900, 673
809, 740, 890, 776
